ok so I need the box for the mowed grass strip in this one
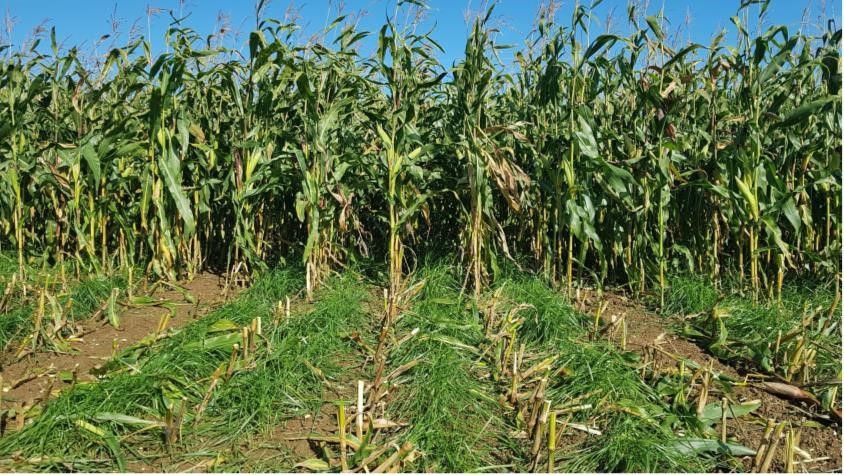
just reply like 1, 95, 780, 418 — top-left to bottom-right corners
499, 275, 711, 472
192, 271, 373, 449
664, 274, 841, 407
386, 264, 517, 472
0, 253, 127, 351
0, 268, 307, 470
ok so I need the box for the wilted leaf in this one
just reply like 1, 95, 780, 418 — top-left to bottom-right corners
671, 438, 756, 457
294, 458, 331, 471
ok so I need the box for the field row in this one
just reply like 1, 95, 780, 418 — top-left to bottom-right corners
0, 262, 839, 472
1, 1, 839, 301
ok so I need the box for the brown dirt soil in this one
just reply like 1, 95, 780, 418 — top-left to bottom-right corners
122, 404, 342, 473
156, 380, 361, 473
578, 289, 842, 473
186, 292, 380, 473
0, 273, 230, 409
126, 293, 365, 473
234, 397, 346, 470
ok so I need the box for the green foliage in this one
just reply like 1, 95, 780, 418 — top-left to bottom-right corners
387, 264, 512, 471
0, 2, 836, 295
666, 274, 841, 406
498, 274, 710, 472
0, 254, 126, 350
0, 268, 304, 470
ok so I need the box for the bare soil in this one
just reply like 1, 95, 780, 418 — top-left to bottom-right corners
579, 289, 842, 473
123, 400, 343, 473
1, 273, 229, 409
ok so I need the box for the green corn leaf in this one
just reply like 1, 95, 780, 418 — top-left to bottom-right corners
582, 34, 619, 64
780, 196, 801, 233
208, 319, 240, 333
106, 288, 120, 329
778, 96, 837, 128
74, 420, 126, 471
94, 412, 164, 428
81, 144, 101, 185
157, 133, 196, 236
698, 400, 761, 426
645, 16, 665, 40
294, 459, 330, 471
574, 115, 599, 159
762, 216, 793, 266
734, 176, 759, 220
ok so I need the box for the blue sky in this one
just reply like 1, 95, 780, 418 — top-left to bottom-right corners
1, 1, 839, 66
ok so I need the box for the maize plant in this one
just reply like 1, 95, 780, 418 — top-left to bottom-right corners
370, 16, 442, 309
366, 9, 445, 397
450, 8, 529, 299
0, 0, 838, 302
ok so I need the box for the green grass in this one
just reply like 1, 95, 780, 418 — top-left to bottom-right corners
387, 264, 517, 472
5, 265, 832, 472
664, 275, 841, 381
197, 270, 372, 444
0, 253, 19, 276
0, 267, 303, 471
661, 274, 722, 316
67, 276, 126, 319
0, 254, 42, 349
0, 305, 32, 351
499, 274, 710, 473
0, 267, 380, 472
0, 253, 127, 351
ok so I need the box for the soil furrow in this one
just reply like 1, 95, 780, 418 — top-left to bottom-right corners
1, 273, 229, 429
579, 289, 842, 473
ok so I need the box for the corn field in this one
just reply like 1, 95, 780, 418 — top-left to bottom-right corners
0, 0, 840, 298
0, 1, 841, 471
